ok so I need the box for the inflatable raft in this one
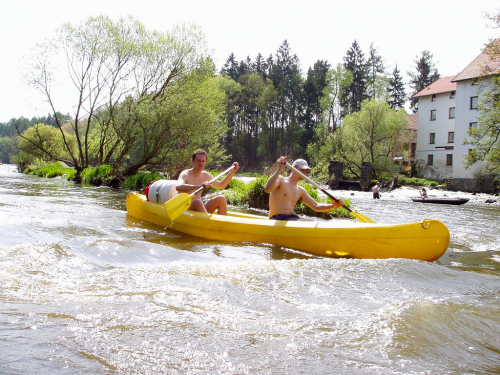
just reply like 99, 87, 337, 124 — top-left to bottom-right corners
126, 192, 449, 261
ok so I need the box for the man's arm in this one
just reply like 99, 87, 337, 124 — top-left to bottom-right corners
211, 162, 239, 189
299, 188, 344, 212
176, 171, 207, 194
265, 157, 286, 193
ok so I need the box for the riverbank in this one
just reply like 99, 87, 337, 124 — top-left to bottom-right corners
335, 185, 500, 205
236, 176, 500, 206
15, 162, 500, 210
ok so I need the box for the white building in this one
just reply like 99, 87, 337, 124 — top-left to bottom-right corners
413, 42, 500, 192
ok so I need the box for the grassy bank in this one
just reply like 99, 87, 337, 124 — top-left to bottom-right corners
396, 176, 441, 187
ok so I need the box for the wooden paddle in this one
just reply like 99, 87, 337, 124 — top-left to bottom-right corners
164, 165, 236, 221
286, 162, 376, 224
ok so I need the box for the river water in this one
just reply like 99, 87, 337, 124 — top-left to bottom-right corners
0, 164, 499, 374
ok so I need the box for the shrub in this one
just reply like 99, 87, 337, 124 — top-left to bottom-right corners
80, 165, 113, 185
123, 171, 165, 191
398, 176, 441, 187
295, 182, 352, 219
26, 162, 75, 179
243, 175, 269, 209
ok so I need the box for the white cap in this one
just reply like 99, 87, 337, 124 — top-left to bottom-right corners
292, 159, 311, 170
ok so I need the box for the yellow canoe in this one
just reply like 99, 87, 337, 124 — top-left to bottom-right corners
126, 192, 450, 261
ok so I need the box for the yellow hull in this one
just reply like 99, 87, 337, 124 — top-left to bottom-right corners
126, 192, 450, 261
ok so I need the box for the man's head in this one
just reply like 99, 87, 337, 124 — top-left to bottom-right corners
292, 159, 311, 174
192, 149, 207, 170
192, 149, 207, 161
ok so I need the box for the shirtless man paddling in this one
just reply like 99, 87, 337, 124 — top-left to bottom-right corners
264, 156, 344, 220
176, 149, 239, 215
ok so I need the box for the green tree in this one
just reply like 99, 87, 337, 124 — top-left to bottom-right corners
319, 65, 353, 133
301, 60, 330, 151
464, 36, 500, 176
16, 123, 71, 166
221, 53, 239, 80
26, 16, 223, 178
366, 43, 388, 101
388, 64, 406, 110
216, 74, 242, 158
306, 64, 353, 173
256, 79, 279, 164
341, 40, 369, 116
332, 100, 409, 179
408, 50, 440, 113
0, 137, 16, 163
268, 40, 304, 157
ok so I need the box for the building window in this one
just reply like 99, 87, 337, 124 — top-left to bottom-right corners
469, 122, 477, 128
430, 110, 436, 121
470, 96, 478, 109
446, 154, 453, 166
449, 107, 455, 118
429, 133, 435, 144
450, 91, 455, 99
431, 94, 436, 101
410, 143, 416, 158
427, 155, 434, 166
448, 132, 454, 143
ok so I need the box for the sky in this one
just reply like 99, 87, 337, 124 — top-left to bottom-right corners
1, 0, 499, 123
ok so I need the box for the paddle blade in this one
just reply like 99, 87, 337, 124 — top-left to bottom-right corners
351, 210, 376, 223
164, 193, 193, 221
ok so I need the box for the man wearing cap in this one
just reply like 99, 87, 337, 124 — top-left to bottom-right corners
264, 156, 344, 220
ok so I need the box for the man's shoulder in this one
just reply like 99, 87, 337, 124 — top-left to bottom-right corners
178, 168, 191, 177
296, 184, 308, 194
178, 168, 197, 182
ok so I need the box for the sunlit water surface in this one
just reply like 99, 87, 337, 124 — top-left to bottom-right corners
0, 164, 499, 374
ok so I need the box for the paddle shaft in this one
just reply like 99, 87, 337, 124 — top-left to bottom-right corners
285, 162, 355, 214
191, 165, 236, 196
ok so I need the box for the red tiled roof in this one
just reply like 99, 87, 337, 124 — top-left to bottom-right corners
406, 114, 418, 131
452, 39, 500, 82
412, 76, 457, 98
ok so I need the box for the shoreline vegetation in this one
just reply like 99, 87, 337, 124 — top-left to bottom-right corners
19, 161, 482, 219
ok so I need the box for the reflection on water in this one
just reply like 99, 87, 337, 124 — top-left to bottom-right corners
0, 164, 499, 374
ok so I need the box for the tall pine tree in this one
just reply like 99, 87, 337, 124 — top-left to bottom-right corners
221, 53, 239, 80
341, 40, 368, 116
268, 40, 303, 157
301, 60, 330, 150
388, 64, 406, 110
366, 43, 386, 100
408, 50, 440, 113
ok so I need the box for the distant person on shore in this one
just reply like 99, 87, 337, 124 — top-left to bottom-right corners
264, 156, 344, 220
420, 187, 428, 199
372, 182, 381, 199
176, 149, 239, 215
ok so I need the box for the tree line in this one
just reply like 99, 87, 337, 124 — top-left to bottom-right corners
3, 14, 480, 183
